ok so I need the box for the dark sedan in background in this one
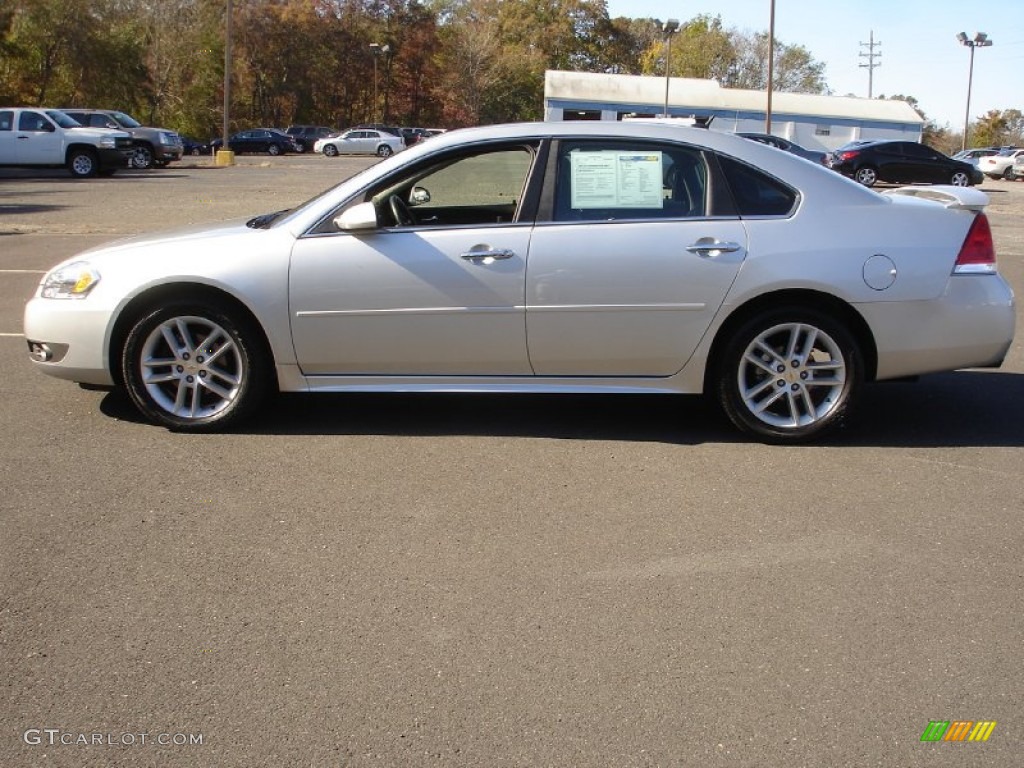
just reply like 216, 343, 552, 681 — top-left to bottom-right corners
210, 128, 300, 156
829, 140, 982, 187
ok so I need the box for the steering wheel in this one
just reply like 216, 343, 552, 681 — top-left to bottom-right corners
389, 194, 415, 226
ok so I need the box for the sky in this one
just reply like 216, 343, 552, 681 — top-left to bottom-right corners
604, 0, 1024, 131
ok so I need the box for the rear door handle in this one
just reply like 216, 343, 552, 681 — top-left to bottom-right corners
685, 239, 743, 257
461, 247, 515, 263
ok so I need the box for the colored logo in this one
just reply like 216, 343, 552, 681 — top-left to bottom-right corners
920, 720, 996, 742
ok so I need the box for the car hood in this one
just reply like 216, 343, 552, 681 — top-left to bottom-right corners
67, 126, 132, 141
74, 220, 255, 261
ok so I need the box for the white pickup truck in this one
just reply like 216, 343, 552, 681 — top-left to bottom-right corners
0, 108, 135, 177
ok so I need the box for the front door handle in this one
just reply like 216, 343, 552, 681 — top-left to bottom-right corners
685, 239, 744, 257
461, 246, 515, 263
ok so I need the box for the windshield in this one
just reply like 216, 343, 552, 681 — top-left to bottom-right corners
110, 111, 142, 128
47, 110, 82, 129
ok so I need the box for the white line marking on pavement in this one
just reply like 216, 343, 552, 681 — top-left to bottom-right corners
0, 332, 25, 337
0, 269, 46, 274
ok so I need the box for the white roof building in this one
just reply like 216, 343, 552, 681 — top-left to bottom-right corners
544, 70, 925, 150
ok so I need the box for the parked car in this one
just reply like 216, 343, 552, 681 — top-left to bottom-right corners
829, 140, 982, 187
0, 107, 134, 177
952, 147, 1000, 166
314, 129, 404, 157
400, 127, 431, 146
737, 132, 827, 165
180, 137, 211, 156
1013, 152, 1024, 180
285, 125, 336, 153
24, 121, 1014, 442
978, 148, 1024, 180
210, 129, 299, 156
61, 109, 183, 169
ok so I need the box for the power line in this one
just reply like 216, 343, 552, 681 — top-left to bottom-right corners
859, 30, 882, 98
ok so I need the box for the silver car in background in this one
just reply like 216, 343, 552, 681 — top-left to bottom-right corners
24, 122, 1016, 442
314, 129, 404, 158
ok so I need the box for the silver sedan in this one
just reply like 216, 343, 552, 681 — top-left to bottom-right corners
314, 129, 404, 158
24, 122, 1016, 441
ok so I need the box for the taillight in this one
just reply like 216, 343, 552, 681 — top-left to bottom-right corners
839, 150, 860, 162
953, 214, 996, 274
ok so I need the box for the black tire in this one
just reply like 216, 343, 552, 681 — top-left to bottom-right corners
190, 147, 202, 156
1002, 166, 1014, 180
376, 144, 393, 157
950, 170, 970, 186
122, 303, 270, 432
323, 144, 338, 157
67, 149, 98, 178
133, 145, 154, 169
716, 307, 864, 443
268, 143, 281, 156
853, 166, 878, 187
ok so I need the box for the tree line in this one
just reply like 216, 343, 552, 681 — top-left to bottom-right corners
1, 0, 1020, 150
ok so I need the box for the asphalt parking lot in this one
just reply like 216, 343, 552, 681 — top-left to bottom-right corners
1, 155, 1022, 767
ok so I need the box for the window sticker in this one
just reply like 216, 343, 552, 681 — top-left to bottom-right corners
569, 151, 664, 209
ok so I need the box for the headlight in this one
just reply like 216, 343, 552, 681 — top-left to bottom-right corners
159, 132, 175, 145
98, 136, 116, 149
40, 262, 101, 299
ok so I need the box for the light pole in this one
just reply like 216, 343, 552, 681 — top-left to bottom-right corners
957, 32, 992, 151
662, 19, 679, 118
765, 0, 776, 133
216, 0, 234, 166
369, 42, 390, 124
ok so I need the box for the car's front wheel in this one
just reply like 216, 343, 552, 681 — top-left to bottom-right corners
950, 170, 971, 186
132, 145, 154, 169
377, 144, 393, 157
716, 308, 863, 442
268, 144, 281, 156
67, 149, 98, 178
323, 144, 338, 157
854, 166, 878, 187
122, 303, 270, 432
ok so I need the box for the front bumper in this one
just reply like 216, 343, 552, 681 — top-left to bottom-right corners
98, 147, 134, 170
24, 296, 115, 386
154, 145, 183, 162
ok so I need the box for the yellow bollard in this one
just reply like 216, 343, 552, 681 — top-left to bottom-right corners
214, 149, 236, 167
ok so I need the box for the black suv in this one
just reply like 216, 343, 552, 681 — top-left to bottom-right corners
829, 140, 982, 187
284, 125, 336, 153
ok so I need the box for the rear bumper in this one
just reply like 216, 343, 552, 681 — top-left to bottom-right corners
858, 274, 1015, 380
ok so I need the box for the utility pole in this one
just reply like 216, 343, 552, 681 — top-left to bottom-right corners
859, 30, 881, 98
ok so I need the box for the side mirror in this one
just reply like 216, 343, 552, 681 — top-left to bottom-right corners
334, 201, 379, 232
410, 186, 431, 205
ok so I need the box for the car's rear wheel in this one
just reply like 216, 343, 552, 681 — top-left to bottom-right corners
717, 308, 863, 442
950, 170, 970, 186
323, 144, 338, 157
1005, 167, 1017, 181
268, 144, 281, 156
854, 166, 878, 187
122, 303, 270, 432
377, 144, 393, 157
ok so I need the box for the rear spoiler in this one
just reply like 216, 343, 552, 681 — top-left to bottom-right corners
881, 185, 988, 212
